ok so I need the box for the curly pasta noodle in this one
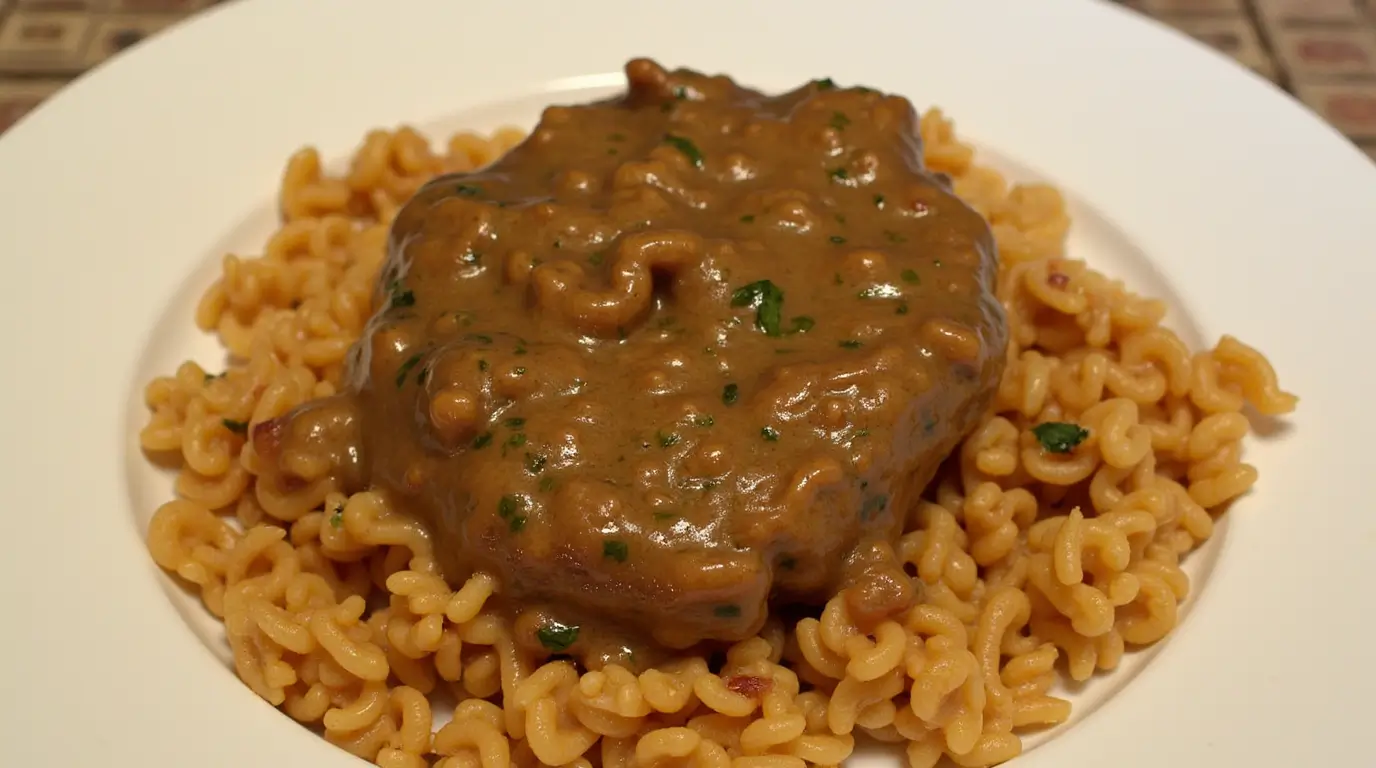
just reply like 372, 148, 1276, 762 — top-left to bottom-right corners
142, 113, 1295, 767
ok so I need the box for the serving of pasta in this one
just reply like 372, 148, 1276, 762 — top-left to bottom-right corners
139, 104, 1296, 768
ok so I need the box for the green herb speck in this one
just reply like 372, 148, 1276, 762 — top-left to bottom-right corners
840, 340, 864, 349
1032, 422, 1090, 454
395, 354, 422, 387
829, 235, 847, 245
830, 111, 851, 131
713, 604, 742, 618
603, 539, 629, 563
723, 383, 740, 406
896, 301, 910, 315
731, 279, 786, 337
814, 77, 836, 90
389, 281, 415, 308
329, 505, 344, 529
536, 621, 579, 652
829, 167, 849, 181
657, 431, 681, 448
222, 419, 248, 434
874, 194, 886, 209
694, 414, 715, 428
761, 426, 780, 442
472, 431, 493, 449
525, 453, 547, 475
740, 214, 755, 223
504, 417, 526, 429
664, 134, 704, 168
455, 184, 481, 197
901, 268, 920, 284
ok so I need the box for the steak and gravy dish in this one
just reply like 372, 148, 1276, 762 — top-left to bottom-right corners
142, 59, 1296, 768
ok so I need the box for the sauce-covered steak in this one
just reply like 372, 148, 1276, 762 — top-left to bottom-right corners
255, 59, 1006, 665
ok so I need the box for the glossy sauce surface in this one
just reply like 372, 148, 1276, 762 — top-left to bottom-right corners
255, 59, 1007, 667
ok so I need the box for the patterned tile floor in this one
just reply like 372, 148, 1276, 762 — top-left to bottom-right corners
0, 0, 1374, 163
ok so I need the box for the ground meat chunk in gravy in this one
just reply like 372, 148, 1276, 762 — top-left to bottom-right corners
257, 59, 1006, 667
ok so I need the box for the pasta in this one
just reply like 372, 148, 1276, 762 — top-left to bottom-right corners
141, 112, 1295, 767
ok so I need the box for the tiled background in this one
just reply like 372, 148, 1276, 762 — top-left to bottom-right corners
1, 0, 1375, 163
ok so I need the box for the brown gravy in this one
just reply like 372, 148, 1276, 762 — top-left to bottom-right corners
253, 59, 1006, 669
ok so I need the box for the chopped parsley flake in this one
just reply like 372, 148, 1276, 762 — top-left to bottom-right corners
1032, 422, 1089, 454
389, 281, 415, 308
504, 417, 526, 429
478, 359, 489, 372
722, 383, 740, 406
466, 333, 494, 345
761, 426, 780, 442
506, 433, 528, 449
222, 419, 248, 434
537, 621, 579, 652
829, 167, 849, 181
329, 505, 344, 529
829, 111, 851, 130
896, 301, 910, 315
395, 354, 422, 387
830, 235, 847, 245
472, 431, 493, 449
455, 184, 481, 197
730, 279, 786, 337
789, 316, 815, 334
901, 268, 920, 284
813, 77, 836, 90
657, 431, 681, 448
525, 453, 547, 474
663, 134, 704, 168
603, 539, 629, 563
839, 340, 864, 349
497, 494, 520, 519
713, 604, 742, 618
694, 414, 715, 428
740, 214, 755, 223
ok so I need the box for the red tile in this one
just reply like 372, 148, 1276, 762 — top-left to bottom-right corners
1295, 82, 1376, 138
1272, 27, 1376, 78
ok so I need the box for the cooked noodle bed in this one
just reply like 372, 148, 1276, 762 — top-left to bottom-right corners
142, 112, 1295, 768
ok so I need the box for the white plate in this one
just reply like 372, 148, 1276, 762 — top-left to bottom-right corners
1, 0, 1373, 765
